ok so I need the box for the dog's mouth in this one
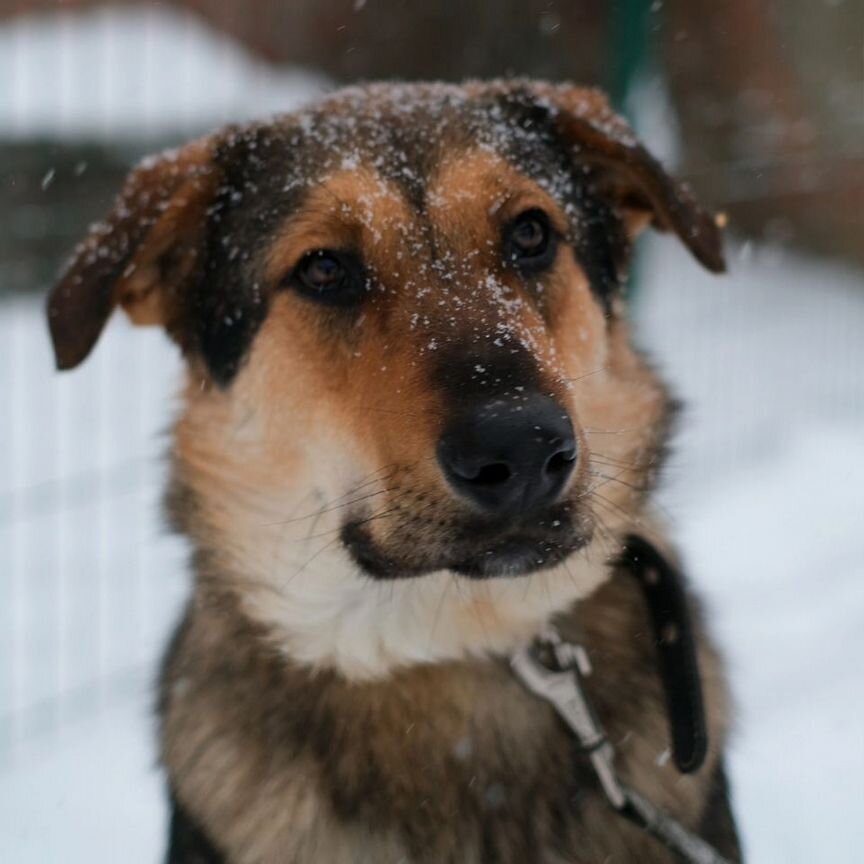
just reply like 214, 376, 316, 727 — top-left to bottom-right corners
447, 533, 583, 578
341, 503, 592, 580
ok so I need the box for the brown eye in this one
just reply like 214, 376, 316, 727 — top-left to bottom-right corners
290, 250, 367, 307
505, 209, 556, 272
304, 253, 343, 288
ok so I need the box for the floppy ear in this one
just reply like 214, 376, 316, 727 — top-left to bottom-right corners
46, 138, 218, 370
524, 83, 726, 273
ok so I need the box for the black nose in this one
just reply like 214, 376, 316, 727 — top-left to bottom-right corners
437, 394, 577, 518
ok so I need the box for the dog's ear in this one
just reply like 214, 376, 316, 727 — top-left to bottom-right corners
513, 83, 726, 273
46, 138, 219, 370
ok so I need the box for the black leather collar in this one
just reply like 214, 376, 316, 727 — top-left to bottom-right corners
621, 533, 708, 774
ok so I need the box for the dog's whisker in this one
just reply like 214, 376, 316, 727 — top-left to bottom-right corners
589, 509, 622, 562
588, 468, 648, 490
560, 365, 608, 385
357, 405, 446, 421
264, 487, 399, 528
285, 535, 345, 586
301, 501, 408, 542
294, 486, 427, 543
590, 492, 636, 533
589, 451, 648, 470
562, 556, 582, 593
587, 470, 650, 496
427, 573, 457, 650
584, 461, 644, 495
583, 425, 641, 436
268, 461, 415, 530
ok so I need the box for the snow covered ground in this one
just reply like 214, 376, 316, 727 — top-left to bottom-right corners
1, 5, 863, 862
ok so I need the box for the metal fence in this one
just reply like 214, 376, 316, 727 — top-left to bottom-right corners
0, 296, 187, 767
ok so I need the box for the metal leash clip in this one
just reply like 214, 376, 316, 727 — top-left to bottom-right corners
510, 626, 737, 864
510, 626, 626, 810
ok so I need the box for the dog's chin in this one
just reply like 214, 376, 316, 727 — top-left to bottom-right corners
448, 536, 584, 578
341, 518, 591, 581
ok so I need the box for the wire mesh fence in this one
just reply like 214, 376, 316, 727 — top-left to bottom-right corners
0, 299, 187, 768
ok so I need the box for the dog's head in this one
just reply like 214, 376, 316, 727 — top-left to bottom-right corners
48, 81, 723, 675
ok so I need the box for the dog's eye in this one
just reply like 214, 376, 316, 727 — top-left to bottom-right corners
505, 209, 556, 272
290, 250, 367, 307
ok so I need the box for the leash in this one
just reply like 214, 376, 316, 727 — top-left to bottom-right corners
510, 534, 735, 864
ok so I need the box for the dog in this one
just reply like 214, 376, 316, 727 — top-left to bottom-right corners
47, 80, 742, 863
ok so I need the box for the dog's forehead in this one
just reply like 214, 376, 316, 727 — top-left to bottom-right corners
221, 82, 574, 208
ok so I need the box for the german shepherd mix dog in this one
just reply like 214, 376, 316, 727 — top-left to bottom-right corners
47, 81, 742, 863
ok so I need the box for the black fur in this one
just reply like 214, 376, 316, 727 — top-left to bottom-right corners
166, 795, 225, 864
699, 762, 744, 862
489, 88, 629, 310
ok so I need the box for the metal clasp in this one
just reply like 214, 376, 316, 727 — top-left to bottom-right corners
510, 628, 627, 809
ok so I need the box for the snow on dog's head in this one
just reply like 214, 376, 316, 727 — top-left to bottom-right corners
47, 81, 724, 677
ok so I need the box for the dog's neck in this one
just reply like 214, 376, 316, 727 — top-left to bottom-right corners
237, 545, 612, 679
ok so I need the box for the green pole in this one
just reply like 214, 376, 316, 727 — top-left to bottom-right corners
607, 0, 653, 304
609, 0, 653, 120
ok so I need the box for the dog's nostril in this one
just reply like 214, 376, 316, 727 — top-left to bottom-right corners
545, 447, 577, 477
470, 462, 512, 486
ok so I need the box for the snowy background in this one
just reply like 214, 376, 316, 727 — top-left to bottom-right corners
1, 6, 862, 863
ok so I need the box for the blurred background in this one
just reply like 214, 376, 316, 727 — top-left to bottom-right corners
0, 1, 862, 861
